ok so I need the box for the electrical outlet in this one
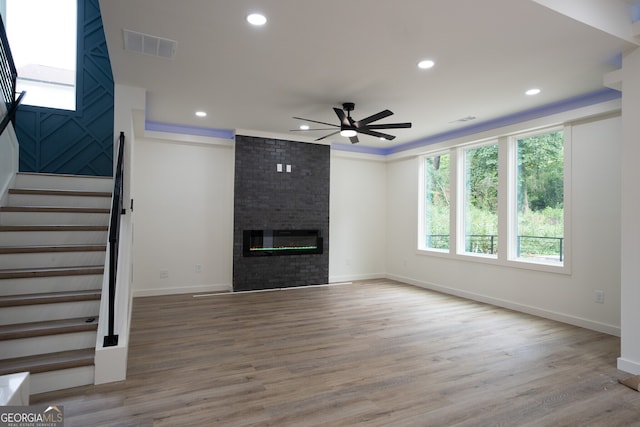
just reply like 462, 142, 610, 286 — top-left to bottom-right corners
594, 290, 605, 304
160, 269, 169, 279
195, 264, 202, 273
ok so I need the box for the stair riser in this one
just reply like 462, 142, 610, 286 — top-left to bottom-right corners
0, 275, 103, 296
0, 231, 107, 246
30, 366, 95, 395
0, 212, 109, 226
8, 194, 111, 209
0, 252, 106, 269
0, 301, 100, 326
0, 331, 97, 359
16, 174, 112, 193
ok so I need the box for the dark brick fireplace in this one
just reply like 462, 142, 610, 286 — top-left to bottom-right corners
232, 135, 330, 291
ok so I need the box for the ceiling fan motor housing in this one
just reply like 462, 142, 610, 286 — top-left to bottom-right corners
342, 102, 355, 113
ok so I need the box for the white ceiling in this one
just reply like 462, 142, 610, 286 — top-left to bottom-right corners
98, 0, 638, 149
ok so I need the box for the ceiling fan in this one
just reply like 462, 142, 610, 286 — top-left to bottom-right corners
292, 102, 412, 144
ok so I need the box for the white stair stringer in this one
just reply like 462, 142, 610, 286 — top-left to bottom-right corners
0, 172, 113, 395
0, 275, 104, 295
14, 173, 113, 193
0, 228, 108, 246
30, 366, 95, 395
0, 251, 106, 269
0, 300, 101, 325
0, 331, 98, 359
8, 192, 111, 209
0, 210, 110, 226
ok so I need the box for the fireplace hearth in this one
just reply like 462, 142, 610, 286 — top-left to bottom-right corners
243, 229, 323, 256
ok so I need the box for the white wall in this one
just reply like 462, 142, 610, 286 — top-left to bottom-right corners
329, 152, 387, 282
386, 113, 622, 335
0, 118, 18, 205
132, 136, 235, 296
619, 46, 640, 374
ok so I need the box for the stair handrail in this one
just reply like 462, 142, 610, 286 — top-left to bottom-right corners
104, 131, 125, 347
0, 15, 25, 135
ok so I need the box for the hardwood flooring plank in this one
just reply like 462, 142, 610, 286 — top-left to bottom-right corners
31, 279, 640, 426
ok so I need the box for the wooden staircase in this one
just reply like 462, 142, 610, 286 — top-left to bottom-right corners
0, 172, 112, 394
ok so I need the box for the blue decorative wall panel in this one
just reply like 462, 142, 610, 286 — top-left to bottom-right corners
15, 0, 114, 177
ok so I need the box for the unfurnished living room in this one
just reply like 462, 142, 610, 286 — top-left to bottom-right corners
1, 0, 640, 426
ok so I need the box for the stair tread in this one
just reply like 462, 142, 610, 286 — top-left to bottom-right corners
0, 290, 101, 307
0, 348, 95, 376
17, 172, 112, 180
0, 317, 98, 341
0, 225, 108, 232
9, 188, 111, 197
0, 244, 107, 254
0, 206, 110, 213
0, 265, 104, 279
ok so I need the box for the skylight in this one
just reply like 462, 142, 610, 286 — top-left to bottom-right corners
4, 0, 77, 110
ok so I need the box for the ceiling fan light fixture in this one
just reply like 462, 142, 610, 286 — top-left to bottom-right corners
340, 129, 357, 138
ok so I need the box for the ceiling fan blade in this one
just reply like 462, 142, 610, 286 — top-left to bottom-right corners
333, 108, 351, 126
289, 128, 337, 132
315, 130, 341, 141
365, 122, 412, 130
349, 135, 359, 144
293, 117, 338, 128
357, 128, 397, 141
356, 109, 393, 126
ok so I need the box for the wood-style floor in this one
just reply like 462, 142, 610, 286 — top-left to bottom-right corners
33, 279, 640, 426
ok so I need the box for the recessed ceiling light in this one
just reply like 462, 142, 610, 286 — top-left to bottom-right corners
299, 125, 310, 130
195, 111, 207, 117
526, 88, 541, 96
418, 59, 435, 69
247, 13, 267, 26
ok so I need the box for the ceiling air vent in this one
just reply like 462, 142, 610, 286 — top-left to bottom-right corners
123, 29, 177, 60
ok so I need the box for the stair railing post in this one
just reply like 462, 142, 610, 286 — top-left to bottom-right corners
103, 131, 125, 347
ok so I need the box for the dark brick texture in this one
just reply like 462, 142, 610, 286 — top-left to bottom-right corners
233, 135, 330, 291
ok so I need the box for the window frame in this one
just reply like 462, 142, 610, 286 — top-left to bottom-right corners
418, 150, 453, 253
457, 140, 500, 260
417, 125, 571, 275
3, 0, 78, 111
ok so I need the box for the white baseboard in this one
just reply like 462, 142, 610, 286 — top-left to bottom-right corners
132, 283, 231, 297
329, 273, 385, 283
618, 357, 640, 375
387, 273, 621, 337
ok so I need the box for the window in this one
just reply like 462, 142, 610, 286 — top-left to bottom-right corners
462, 143, 498, 257
418, 126, 568, 271
3, 0, 77, 110
512, 130, 564, 264
420, 153, 450, 251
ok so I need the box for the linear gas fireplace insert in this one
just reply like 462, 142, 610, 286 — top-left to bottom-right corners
243, 229, 323, 256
